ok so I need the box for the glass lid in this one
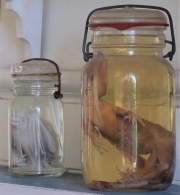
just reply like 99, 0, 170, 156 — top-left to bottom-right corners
11, 61, 57, 77
88, 7, 168, 30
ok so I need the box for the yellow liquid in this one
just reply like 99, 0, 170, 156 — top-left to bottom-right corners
102, 54, 175, 130
82, 44, 175, 190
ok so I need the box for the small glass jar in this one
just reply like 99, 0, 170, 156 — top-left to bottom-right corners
81, 6, 176, 191
9, 58, 65, 177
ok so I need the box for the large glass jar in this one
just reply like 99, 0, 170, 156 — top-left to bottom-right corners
81, 6, 176, 191
9, 58, 65, 177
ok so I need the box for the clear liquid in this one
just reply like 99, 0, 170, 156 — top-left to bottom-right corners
9, 96, 65, 177
82, 51, 175, 191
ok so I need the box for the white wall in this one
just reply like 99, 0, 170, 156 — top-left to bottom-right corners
0, 0, 179, 182
41, 0, 179, 70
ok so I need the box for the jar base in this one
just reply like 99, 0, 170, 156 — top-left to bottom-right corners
8, 166, 65, 178
88, 180, 172, 192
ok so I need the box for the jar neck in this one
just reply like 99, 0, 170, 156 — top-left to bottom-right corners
13, 80, 56, 96
91, 31, 166, 56
92, 47, 163, 57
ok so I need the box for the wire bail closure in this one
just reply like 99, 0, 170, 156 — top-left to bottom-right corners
82, 4, 176, 62
21, 58, 63, 99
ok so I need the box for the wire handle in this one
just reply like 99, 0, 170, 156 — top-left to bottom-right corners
21, 58, 63, 99
82, 4, 176, 62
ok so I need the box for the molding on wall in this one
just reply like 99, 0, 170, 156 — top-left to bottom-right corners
0, 68, 179, 107
0, 68, 81, 104
61, 70, 81, 104
175, 69, 180, 108
3, 0, 43, 59
0, 68, 179, 106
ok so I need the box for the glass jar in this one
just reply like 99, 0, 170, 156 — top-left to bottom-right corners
9, 58, 65, 177
81, 5, 176, 191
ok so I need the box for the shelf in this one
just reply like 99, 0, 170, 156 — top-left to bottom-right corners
0, 166, 179, 195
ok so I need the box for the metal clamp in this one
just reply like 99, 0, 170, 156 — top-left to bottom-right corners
82, 4, 176, 62
21, 58, 63, 99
